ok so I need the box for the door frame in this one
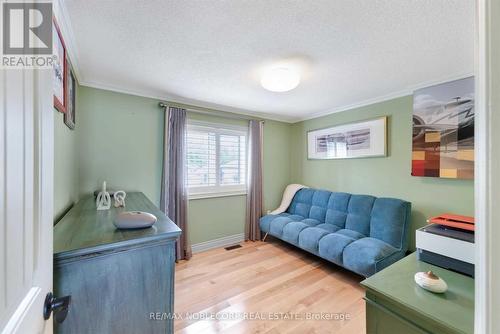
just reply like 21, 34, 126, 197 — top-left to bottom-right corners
475, 0, 499, 333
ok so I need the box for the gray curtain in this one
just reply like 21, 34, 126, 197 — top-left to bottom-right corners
160, 106, 192, 261
245, 120, 264, 241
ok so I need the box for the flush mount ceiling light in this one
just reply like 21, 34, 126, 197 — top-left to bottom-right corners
260, 67, 301, 92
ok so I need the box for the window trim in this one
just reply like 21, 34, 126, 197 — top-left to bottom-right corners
186, 120, 248, 199
188, 189, 247, 200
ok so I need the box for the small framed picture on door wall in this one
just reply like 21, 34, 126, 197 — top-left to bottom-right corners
64, 64, 76, 129
53, 17, 67, 114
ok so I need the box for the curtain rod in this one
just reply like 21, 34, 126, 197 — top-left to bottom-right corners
158, 102, 264, 122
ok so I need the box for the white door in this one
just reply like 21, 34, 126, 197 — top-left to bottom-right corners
0, 66, 54, 333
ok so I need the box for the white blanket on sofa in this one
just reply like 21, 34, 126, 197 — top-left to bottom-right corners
270, 184, 309, 215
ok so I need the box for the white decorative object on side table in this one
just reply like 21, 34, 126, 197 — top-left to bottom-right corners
414, 271, 448, 293
114, 190, 126, 208
96, 181, 111, 210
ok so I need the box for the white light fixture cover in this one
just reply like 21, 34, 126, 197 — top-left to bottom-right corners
260, 67, 300, 92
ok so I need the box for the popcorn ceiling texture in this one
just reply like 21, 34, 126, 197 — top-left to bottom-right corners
62, 0, 474, 122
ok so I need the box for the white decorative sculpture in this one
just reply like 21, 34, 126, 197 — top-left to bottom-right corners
114, 191, 126, 208
96, 181, 111, 210
414, 271, 448, 293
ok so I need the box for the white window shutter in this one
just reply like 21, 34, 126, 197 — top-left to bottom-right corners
186, 122, 247, 197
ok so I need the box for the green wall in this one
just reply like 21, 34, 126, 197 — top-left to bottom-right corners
75, 86, 291, 244
57, 85, 473, 249
54, 110, 80, 222
77, 87, 164, 204
290, 96, 474, 249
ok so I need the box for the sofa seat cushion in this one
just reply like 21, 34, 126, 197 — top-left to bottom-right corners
334, 229, 365, 240
301, 218, 322, 227
287, 214, 306, 221
318, 233, 357, 265
282, 218, 323, 245
260, 213, 289, 232
260, 213, 304, 233
269, 217, 293, 238
282, 221, 309, 244
298, 227, 331, 254
342, 237, 399, 277
315, 223, 341, 233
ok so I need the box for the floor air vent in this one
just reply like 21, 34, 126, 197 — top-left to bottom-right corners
224, 244, 242, 251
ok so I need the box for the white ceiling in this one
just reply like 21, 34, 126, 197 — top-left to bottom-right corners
61, 0, 474, 122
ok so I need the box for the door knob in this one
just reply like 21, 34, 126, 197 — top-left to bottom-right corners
43, 292, 71, 323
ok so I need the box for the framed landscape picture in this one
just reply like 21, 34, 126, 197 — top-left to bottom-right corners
53, 17, 67, 113
307, 117, 387, 160
412, 77, 474, 179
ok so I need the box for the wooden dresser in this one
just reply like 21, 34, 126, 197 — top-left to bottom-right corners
53, 192, 181, 333
361, 253, 474, 334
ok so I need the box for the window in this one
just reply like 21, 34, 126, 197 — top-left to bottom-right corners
186, 121, 247, 198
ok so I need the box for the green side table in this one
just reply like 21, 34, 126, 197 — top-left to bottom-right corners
361, 252, 474, 334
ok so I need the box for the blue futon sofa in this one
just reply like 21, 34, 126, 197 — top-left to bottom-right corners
260, 189, 411, 277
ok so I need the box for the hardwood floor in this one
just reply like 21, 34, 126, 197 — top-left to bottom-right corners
174, 237, 366, 334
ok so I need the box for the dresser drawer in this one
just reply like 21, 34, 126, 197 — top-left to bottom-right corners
365, 297, 430, 334
55, 241, 176, 333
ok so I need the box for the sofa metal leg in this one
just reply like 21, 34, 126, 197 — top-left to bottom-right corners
262, 232, 269, 242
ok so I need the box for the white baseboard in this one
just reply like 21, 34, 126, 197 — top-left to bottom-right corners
191, 233, 245, 254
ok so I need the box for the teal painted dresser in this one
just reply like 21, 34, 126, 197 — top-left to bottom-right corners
53, 192, 181, 333
361, 253, 474, 334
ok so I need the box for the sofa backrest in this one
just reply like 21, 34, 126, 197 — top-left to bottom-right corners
287, 188, 411, 250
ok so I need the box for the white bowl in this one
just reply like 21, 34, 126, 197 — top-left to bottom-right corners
114, 211, 157, 229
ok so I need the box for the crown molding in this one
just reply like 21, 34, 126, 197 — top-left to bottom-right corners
79, 72, 474, 126
297, 72, 474, 122
78, 79, 299, 123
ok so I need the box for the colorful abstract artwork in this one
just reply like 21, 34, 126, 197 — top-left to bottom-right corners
412, 77, 474, 179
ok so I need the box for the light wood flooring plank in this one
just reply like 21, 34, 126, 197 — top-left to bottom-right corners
175, 238, 366, 334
